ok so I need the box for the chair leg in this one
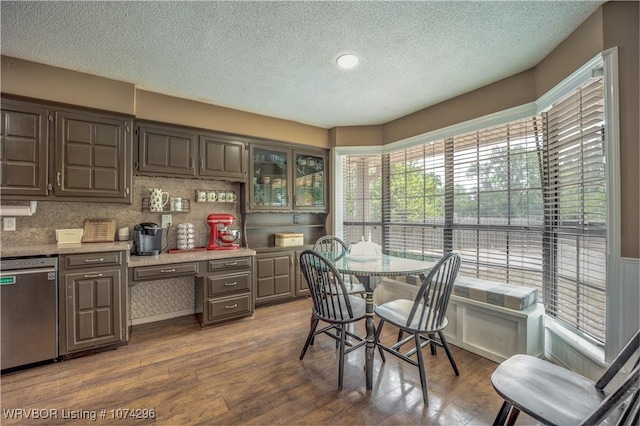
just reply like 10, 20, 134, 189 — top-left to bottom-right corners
374, 318, 386, 362
429, 333, 437, 355
338, 323, 346, 390
309, 313, 316, 346
398, 329, 404, 343
506, 407, 520, 426
414, 333, 429, 405
493, 401, 512, 426
438, 331, 459, 376
300, 317, 320, 360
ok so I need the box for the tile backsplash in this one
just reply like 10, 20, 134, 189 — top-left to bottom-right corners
0, 176, 243, 250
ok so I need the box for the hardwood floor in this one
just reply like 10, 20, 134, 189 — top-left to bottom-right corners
1, 298, 539, 425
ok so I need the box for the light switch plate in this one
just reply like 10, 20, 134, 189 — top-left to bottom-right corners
3, 217, 16, 231
161, 214, 172, 228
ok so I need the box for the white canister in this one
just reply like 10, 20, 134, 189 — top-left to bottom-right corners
170, 197, 183, 212
117, 227, 129, 241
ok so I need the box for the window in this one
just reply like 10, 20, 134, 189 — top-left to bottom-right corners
341, 155, 383, 244
339, 77, 608, 344
543, 77, 607, 342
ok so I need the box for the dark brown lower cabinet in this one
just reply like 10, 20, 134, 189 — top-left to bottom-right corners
59, 251, 127, 355
196, 257, 254, 326
254, 251, 295, 305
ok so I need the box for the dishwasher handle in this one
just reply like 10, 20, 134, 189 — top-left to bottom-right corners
0, 267, 57, 278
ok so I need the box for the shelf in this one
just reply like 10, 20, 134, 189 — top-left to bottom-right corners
142, 198, 191, 213
250, 245, 314, 253
245, 224, 325, 230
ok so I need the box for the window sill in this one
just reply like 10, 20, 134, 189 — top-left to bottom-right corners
545, 316, 606, 370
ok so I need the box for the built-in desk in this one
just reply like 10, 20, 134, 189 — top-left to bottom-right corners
128, 248, 256, 327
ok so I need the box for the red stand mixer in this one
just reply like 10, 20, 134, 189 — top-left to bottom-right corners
207, 213, 240, 250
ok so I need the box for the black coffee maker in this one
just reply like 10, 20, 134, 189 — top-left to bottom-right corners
132, 222, 163, 256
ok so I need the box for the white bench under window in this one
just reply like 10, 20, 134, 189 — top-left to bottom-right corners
373, 275, 544, 363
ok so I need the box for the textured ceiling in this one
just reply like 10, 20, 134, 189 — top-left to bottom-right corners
1, 1, 605, 128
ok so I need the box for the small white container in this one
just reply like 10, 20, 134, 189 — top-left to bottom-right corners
56, 228, 84, 244
117, 227, 129, 241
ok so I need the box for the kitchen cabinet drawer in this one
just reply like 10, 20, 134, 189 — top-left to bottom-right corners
207, 257, 252, 272
132, 262, 199, 281
63, 251, 123, 269
207, 271, 251, 297
205, 294, 252, 322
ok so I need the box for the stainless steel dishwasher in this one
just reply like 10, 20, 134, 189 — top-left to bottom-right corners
1, 256, 58, 370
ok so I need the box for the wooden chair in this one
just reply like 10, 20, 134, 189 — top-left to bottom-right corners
491, 330, 640, 426
298, 250, 367, 390
374, 252, 462, 404
313, 235, 365, 296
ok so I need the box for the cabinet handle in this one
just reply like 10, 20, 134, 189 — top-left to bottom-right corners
224, 304, 238, 309
84, 258, 105, 263
224, 262, 238, 266
200, 157, 204, 170
224, 282, 238, 287
160, 269, 176, 273
56, 172, 61, 186
83, 273, 103, 278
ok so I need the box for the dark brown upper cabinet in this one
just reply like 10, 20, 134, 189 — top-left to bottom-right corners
135, 122, 246, 182
199, 133, 245, 180
0, 99, 49, 197
1, 97, 133, 203
55, 110, 131, 200
247, 142, 328, 213
136, 124, 197, 177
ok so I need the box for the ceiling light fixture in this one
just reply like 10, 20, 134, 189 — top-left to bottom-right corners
336, 54, 359, 69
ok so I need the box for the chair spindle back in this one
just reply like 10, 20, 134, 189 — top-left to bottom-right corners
408, 252, 461, 331
300, 250, 356, 321
313, 235, 349, 262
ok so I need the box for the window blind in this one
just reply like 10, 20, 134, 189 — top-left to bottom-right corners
384, 141, 446, 260
451, 117, 545, 290
543, 77, 606, 343
341, 155, 383, 245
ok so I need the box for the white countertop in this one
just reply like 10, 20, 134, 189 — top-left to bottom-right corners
0, 242, 255, 265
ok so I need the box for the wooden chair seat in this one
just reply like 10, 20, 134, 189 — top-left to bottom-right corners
491, 330, 640, 426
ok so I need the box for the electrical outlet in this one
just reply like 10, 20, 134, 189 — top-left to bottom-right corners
161, 214, 172, 228
3, 217, 16, 231
293, 214, 300, 224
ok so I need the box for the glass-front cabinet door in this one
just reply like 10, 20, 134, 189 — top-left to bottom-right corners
250, 145, 291, 210
293, 151, 327, 211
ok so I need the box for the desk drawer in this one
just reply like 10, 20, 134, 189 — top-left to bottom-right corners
64, 251, 123, 269
207, 271, 251, 297
206, 294, 252, 322
207, 257, 251, 272
133, 262, 199, 281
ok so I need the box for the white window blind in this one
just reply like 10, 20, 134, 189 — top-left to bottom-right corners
385, 141, 446, 260
452, 117, 545, 291
543, 77, 606, 342
342, 155, 383, 244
